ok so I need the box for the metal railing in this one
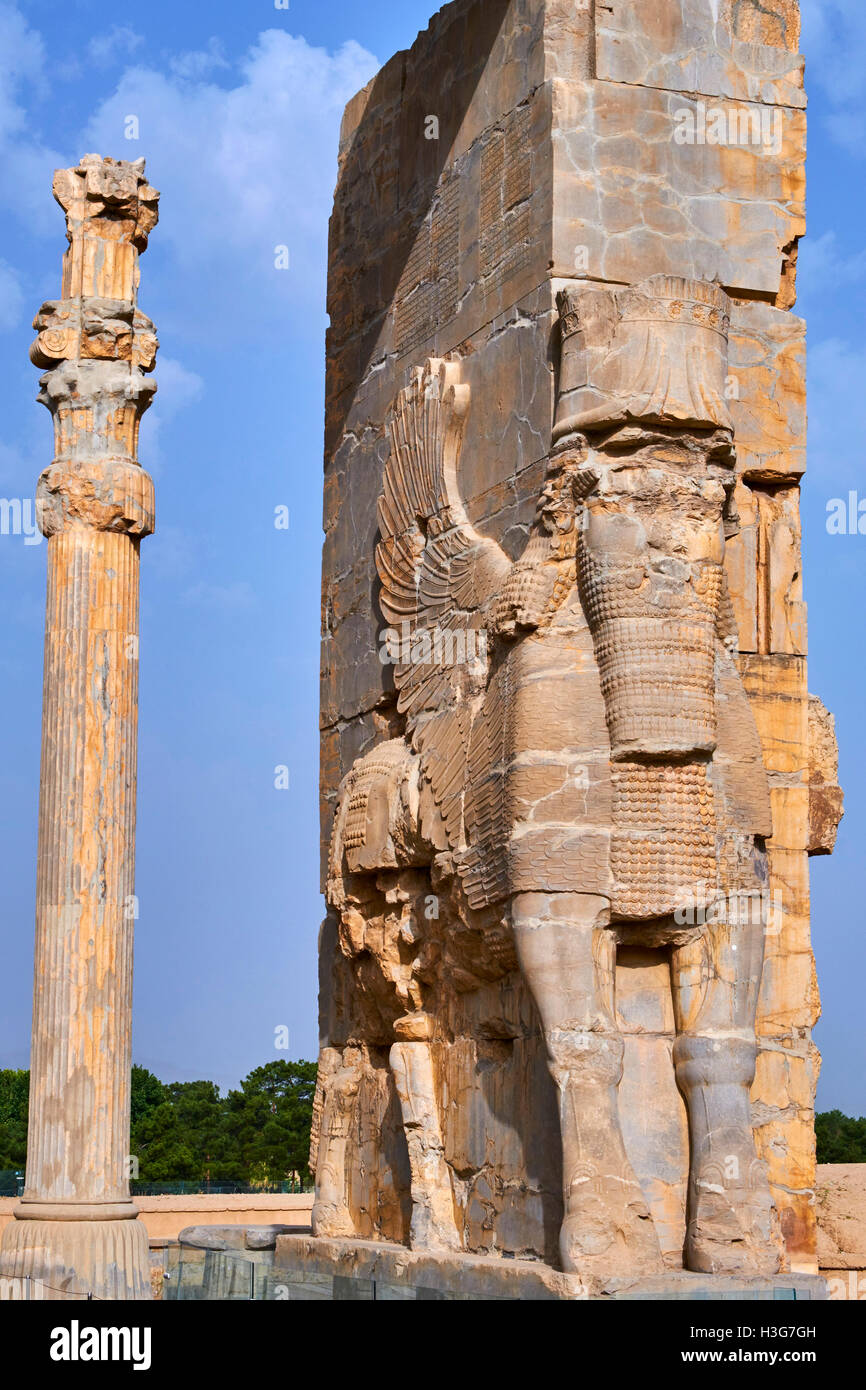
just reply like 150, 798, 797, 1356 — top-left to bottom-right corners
0, 1171, 24, 1197
0, 1275, 102, 1301
0, 1172, 312, 1198
161, 1246, 483, 1302
163, 1246, 273, 1301
131, 1180, 311, 1196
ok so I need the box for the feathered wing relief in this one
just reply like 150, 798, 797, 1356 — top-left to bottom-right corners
376, 358, 512, 900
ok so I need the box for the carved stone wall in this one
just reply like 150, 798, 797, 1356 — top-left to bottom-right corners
318, 0, 839, 1281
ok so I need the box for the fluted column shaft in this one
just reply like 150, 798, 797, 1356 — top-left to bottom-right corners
25, 527, 141, 1208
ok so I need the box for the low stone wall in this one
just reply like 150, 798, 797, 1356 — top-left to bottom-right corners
816, 1165, 866, 1300
0, 1193, 313, 1247
3, 1170, 863, 1298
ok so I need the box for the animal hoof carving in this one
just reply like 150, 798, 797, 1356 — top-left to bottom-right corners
560, 1184, 663, 1280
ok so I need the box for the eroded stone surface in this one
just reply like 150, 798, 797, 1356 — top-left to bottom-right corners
808, 695, 844, 856
595, 0, 805, 107
316, 0, 834, 1292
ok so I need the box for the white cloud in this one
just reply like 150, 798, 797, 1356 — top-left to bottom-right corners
87, 25, 144, 68
0, 258, 24, 330
0, 5, 378, 280
0, 9, 379, 323
81, 30, 378, 320
798, 231, 866, 294
153, 356, 205, 418
808, 338, 866, 485
141, 356, 204, 474
801, 0, 866, 148
168, 38, 230, 82
0, 2, 44, 142
0, 2, 65, 232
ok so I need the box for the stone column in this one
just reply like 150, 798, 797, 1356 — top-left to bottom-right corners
0, 155, 159, 1301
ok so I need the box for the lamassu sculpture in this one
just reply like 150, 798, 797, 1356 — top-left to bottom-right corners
314, 276, 789, 1287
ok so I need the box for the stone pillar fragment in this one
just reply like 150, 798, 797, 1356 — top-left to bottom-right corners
389, 1015, 461, 1253
0, 155, 159, 1301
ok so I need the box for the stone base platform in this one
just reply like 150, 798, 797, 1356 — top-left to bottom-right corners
274, 1236, 828, 1302
0, 1216, 152, 1301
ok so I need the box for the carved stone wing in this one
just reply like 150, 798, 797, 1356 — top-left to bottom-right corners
376, 358, 511, 863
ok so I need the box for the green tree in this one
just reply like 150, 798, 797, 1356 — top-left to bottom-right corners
129, 1101, 198, 1182
225, 1061, 317, 1187
171, 1080, 242, 1183
0, 1069, 29, 1171
1, 1060, 318, 1189
816, 1110, 866, 1163
131, 1079, 241, 1183
130, 1065, 167, 1125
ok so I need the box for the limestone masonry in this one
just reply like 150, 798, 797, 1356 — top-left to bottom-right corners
313, 0, 843, 1295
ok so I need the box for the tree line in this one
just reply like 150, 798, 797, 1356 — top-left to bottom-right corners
2, 1066, 864, 1177
0, 1060, 317, 1188
815, 1110, 866, 1164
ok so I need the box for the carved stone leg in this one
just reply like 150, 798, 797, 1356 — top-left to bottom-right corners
311, 1047, 362, 1239
390, 1014, 460, 1253
513, 892, 663, 1282
671, 903, 784, 1276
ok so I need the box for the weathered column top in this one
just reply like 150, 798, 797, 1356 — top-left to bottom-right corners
31, 155, 160, 538
53, 153, 159, 303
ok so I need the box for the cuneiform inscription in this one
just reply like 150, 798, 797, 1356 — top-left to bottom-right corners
394, 177, 459, 358
480, 104, 532, 288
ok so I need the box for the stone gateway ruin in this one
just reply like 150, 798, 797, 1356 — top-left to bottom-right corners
299, 0, 845, 1297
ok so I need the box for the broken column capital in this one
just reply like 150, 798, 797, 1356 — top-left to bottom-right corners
31, 299, 158, 372
36, 360, 157, 465
53, 153, 160, 247
52, 154, 160, 302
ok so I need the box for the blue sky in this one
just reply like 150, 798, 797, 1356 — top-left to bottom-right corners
0, 0, 862, 1113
